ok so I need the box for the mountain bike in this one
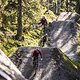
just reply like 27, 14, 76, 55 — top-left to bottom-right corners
32, 57, 38, 74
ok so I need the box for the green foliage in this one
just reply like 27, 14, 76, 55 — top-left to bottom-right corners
0, 0, 55, 56
58, 49, 78, 70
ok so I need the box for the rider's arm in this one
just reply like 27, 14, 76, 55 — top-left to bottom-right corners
38, 19, 42, 24
38, 50, 43, 59
32, 50, 35, 57
45, 19, 47, 24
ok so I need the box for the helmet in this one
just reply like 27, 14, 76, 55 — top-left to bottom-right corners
45, 33, 47, 36
35, 48, 40, 51
42, 16, 45, 19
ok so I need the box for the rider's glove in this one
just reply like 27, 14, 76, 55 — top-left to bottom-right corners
41, 58, 43, 61
32, 57, 33, 60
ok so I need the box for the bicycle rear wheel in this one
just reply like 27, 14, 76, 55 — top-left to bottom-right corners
33, 59, 38, 69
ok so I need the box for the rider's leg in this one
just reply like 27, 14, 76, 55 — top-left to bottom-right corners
33, 57, 38, 68
33, 58, 36, 69
42, 41, 45, 47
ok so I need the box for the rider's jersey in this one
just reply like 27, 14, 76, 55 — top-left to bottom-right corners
39, 18, 47, 25
32, 49, 43, 58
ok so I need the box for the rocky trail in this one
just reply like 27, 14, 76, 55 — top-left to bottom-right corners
48, 12, 78, 60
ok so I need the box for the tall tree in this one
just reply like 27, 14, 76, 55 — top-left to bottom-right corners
66, 0, 69, 11
53, 0, 57, 14
57, 0, 61, 15
16, 0, 22, 40
49, 0, 53, 4
76, 0, 80, 14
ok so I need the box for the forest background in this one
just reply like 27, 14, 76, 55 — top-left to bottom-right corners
0, 0, 80, 56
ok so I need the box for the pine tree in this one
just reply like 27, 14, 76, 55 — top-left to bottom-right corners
16, 0, 23, 40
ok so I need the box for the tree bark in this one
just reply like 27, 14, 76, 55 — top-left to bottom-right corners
49, 0, 53, 4
66, 0, 69, 12
53, 0, 57, 14
16, 0, 22, 40
76, 0, 80, 14
57, 0, 61, 15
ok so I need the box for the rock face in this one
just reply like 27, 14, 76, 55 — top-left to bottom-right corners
10, 47, 79, 80
0, 49, 27, 80
49, 12, 78, 60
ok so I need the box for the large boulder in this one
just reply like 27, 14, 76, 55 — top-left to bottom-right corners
0, 49, 27, 80
49, 12, 78, 60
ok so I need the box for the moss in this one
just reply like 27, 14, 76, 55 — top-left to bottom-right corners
59, 49, 78, 70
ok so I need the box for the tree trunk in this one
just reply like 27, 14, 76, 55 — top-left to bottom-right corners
49, 0, 53, 4
2, 13, 7, 27
53, 0, 57, 14
16, 0, 22, 40
76, 0, 80, 14
66, 0, 69, 12
69, 0, 72, 11
47, 0, 50, 12
57, 0, 61, 15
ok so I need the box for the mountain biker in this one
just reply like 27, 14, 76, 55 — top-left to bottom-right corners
32, 48, 43, 69
38, 16, 48, 34
39, 34, 48, 47
38, 16, 47, 25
